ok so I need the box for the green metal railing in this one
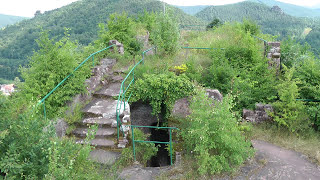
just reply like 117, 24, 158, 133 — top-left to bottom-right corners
130, 125, 178, 165
116, 47, 156, 140
252, 35, 268, 44
35, 44, 116, 119
181, 47, 225, 50
296, 99, 320, 102
180, 24, 206, 31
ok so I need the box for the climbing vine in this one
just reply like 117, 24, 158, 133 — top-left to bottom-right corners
130, 73, 194, 119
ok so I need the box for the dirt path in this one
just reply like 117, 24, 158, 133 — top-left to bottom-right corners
118, 140, 320, 179
245, 140, 320, 180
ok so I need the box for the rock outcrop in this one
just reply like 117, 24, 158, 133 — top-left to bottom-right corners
243, 103, 273, 123
172, 89, 223, 118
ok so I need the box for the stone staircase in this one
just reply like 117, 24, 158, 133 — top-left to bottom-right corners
71, 57, 130, 165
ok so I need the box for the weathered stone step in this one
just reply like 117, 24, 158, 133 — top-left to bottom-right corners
82, 99, 117, 118
72, 128, 115, 138
82, 99, 130, 118
76, 138, 115, 148
89, 149, 120, 165
94, 83, 122, 98
111, 75, 124, 83
81, 117, 117, 128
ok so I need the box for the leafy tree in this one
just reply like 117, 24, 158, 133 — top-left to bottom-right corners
150, 13, 180, 55
206, 18, 222, 30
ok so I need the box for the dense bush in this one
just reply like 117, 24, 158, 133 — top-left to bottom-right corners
20, 31, 90, 118
180, 89, 254, 175
0, 31, 101, 179
45, 126, 102, 180
201, 24, 277, 110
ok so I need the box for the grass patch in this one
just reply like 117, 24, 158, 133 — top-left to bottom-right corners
250, 123, 320, 165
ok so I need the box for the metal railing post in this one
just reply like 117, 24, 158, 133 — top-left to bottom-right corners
43, 101, 46, 120
169, 128, 173, 165
131, 126, 136, 162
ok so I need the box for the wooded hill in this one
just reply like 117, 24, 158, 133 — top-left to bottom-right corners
195, 1, 320, 54
0, 14, 28, 28
249, 0, 320, 17
0, 0, 203, 82
195, 1, 311, 37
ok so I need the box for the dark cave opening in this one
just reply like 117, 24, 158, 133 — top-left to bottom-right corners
147, 122, 171, 167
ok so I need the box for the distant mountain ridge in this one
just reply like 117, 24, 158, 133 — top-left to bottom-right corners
195, 1, 310, 37
248, 0, 320, 17
0, 14, 28, 28
174, 5, 209, 15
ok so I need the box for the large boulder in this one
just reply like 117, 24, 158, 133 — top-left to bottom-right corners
243, 103, 274, 123
172, 97, 191, 118
172, 89, 223, 118
205, 89, 223, 104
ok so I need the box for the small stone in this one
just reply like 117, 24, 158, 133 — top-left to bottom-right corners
122, 115, 130, 123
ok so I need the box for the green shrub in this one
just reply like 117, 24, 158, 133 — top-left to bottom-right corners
0, 111, 52, 179
96, 12, 141, 55
180, 89, 254, 175
130, 73, 194, 119
45, 126, 102, 180
20, 31, 90, 119
116, 129, 158, 167
272, 66, 309, 133
150, 13, 179, 55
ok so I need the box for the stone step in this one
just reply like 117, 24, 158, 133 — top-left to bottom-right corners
82, 99, 117, 118
272, 53, 281, 58
72, 128, 115, 138
76, 138, 115, 148
81, 117, 117, 128
89, 149, 120, 166
94, 83, 122, 98
111, 75, 124, 83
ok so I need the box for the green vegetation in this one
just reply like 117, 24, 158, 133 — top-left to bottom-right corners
0, 0, 203, 81
195, 1, 320, 56
196, 1, 310, 37
180, 89, 254, 175
131, 73, 194, 118
116, 129, 158, 167
1, 2, 320, 179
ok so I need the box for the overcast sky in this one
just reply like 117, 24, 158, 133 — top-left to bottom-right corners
0, 0, 319, 17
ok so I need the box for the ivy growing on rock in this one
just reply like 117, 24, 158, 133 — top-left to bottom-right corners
130, 73, 194, 119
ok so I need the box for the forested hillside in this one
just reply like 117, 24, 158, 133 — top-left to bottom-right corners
249, 0, 320, 17
196, 1, 310, 37
0, 14, 28, 28
195, 1, 320, 55
0, 0, 203, 82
